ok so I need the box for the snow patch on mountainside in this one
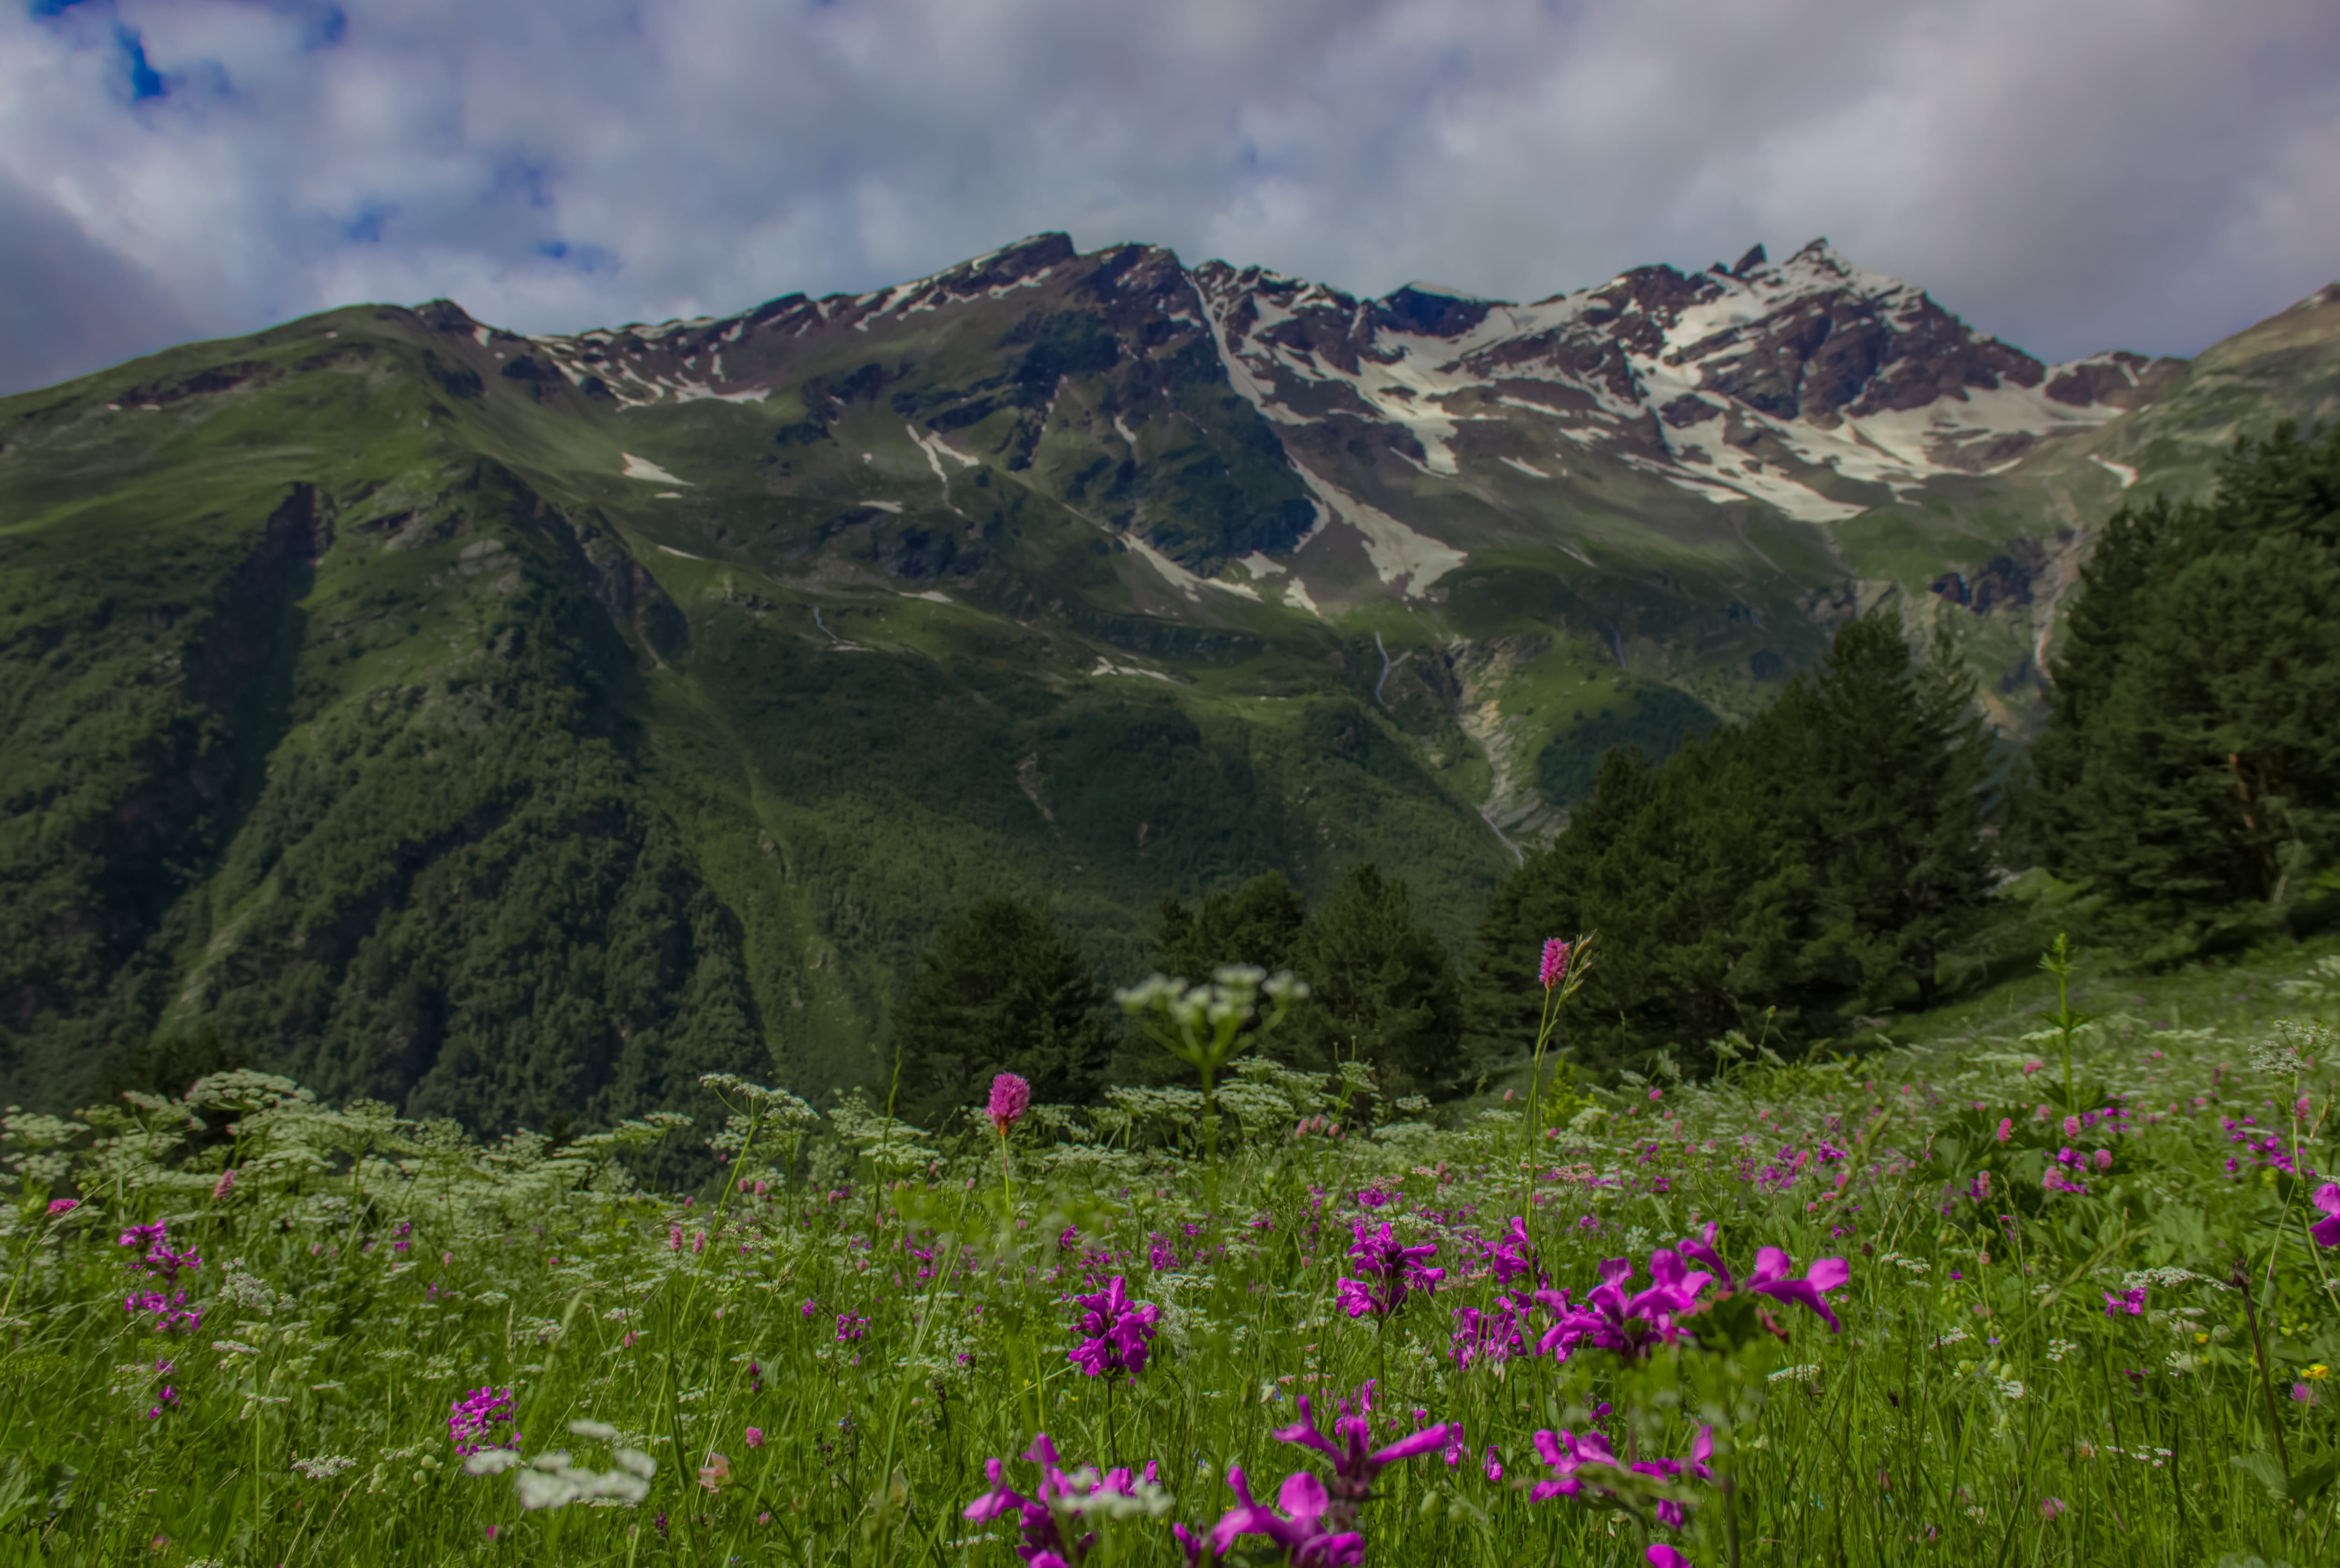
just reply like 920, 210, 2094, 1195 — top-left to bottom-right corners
622, 453, 690, 485
1291, 464, 1467, 597
2091, 455, 2138, 487
1090, 657, 1177, 683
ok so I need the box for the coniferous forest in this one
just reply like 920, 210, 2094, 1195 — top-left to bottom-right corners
887, 424, 2340, 1123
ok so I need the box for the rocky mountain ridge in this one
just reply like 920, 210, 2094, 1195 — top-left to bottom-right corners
0, 228, 2331, 1123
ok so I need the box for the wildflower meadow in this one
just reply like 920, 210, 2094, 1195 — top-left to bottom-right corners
4, 946, 2340, 1567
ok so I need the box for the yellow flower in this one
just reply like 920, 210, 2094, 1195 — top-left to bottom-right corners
2195, 1332, 2210, 1345
2308, 1364, 2332, 1381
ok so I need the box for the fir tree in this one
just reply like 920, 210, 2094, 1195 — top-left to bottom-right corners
1285, 864, 1462, 1095
1149, 871, 1308, 982
1795, 609, 1997, 1010
2035, 423, 2340, 948
890, 897, 1111, 1127
1462, 746, 1652, 1071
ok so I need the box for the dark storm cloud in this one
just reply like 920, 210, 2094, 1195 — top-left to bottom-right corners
1, 0, 2334, 395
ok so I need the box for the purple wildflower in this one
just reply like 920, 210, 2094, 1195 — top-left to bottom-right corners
1450, 1297, 1532, 1369
1532, 1424, 1713, 1527
2312, 1183, 2340, 1248
123, 1288, 201, 1334
1067, 1275, 1160, 1379
1335, 1222, 1444, 1318
1532, 1249, 1711, 1363
1744, 1244, 1852, 1332
962, 1434, 1160, 1566
117, 1220, 201, 1286
1210, 1467, 1363, 1567
1673, 1223, 1849, 1333
1483, 1216, 1536, 1286
448, 1386, 518, 1456
1271, 1392, 1459, 1524
2104, 1288, 2146, 1317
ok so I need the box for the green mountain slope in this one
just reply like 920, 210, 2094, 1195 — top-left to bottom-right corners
0, 239, 2331, 1124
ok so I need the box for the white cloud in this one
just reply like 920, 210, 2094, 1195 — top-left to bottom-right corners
1, 0, 2334, 395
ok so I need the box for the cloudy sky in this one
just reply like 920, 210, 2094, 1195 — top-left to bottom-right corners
3, 0, 2335, 396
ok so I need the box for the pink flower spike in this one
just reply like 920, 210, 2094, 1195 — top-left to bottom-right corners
1539, 938, 1571, 989
1648, 1547, 1692, 1568
745, 1427, 764, 1448
211, 1169, 235, 1201
987, 1073, 1032, 1135
45, 1198, 78, 1216
1995, 1118, 2013, 1144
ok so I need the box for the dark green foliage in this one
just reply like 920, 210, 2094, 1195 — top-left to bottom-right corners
1519, 726, 1811, 1073
1468, 609, 2000, 1074
2034, 424, 2340, 950
889, 897, 1113, 1127
1150, 871, 1308, 983
1465, 747, 1654, 1066
1795, 615, 1997, 1010
1534, 684, 1719, 807
1284, 865, 1464, 1095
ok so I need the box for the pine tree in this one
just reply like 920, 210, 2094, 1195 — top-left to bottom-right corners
1563, 723, 1813, 1068
1462, 746, 1652, 1072
1794, 609, 1997, 1011
2034, 423, 2340, 948
2031, 494, 2175, 867
890, 897, 1111, 1127
1285, 864, 1462, 1095
1150, 871, 1308, 982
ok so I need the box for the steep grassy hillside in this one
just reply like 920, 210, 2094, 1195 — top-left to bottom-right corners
0, 302, 1509, 1120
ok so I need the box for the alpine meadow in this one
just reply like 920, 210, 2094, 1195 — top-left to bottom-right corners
3, 220, 2340, 1568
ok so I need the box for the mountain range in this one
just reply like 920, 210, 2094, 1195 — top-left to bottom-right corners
2, 230, 2334, 1127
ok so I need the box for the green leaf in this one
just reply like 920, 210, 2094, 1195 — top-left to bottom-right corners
2229, 1450, 2288, 1500
2285, 1455, 2339, 1503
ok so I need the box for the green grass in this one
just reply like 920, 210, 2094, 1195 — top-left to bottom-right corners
4, 939, 2338, 1565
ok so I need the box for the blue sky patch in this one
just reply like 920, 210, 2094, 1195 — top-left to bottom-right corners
344, 203, 396, 244
538, 240, 617, 275
117, 25, 166, 100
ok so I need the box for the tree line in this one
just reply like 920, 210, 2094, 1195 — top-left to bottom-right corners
889, 423, 2340, 1117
